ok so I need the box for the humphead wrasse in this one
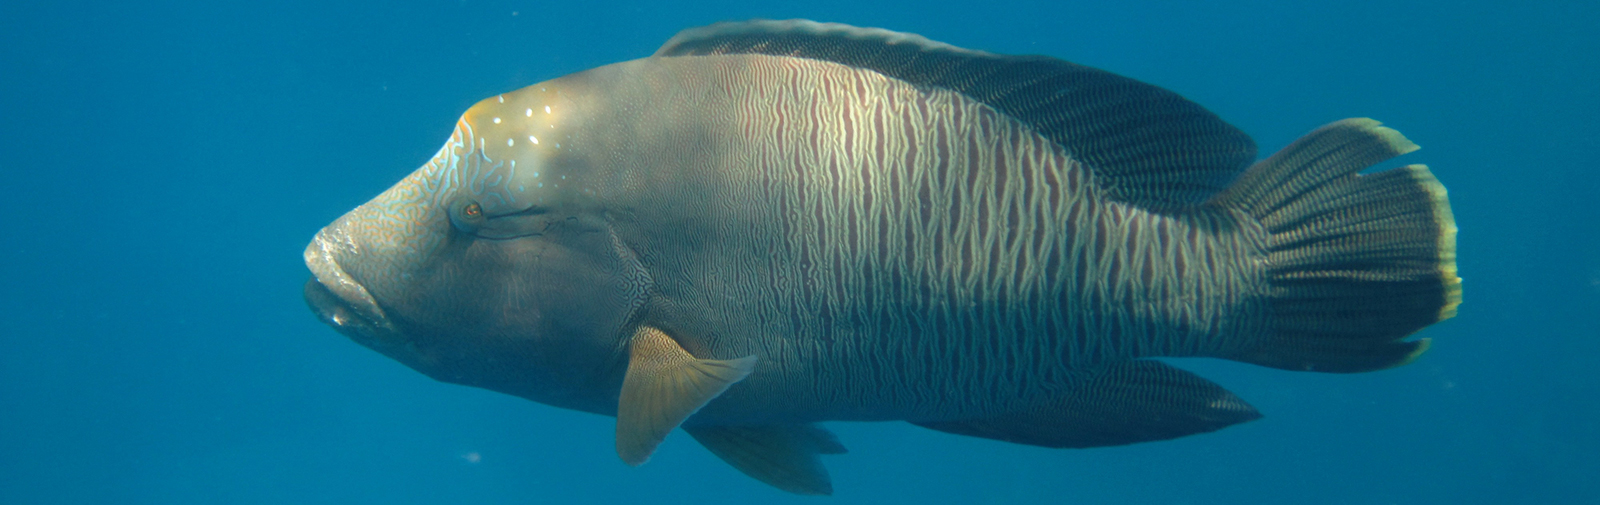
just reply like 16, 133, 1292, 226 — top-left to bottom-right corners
303, 20, 1459, 494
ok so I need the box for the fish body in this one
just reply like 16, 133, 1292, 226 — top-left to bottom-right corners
304, 20, 1459, 494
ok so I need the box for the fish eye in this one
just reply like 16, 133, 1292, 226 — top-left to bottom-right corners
449, 200, 486, 233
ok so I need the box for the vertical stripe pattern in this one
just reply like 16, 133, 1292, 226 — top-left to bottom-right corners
614, 56, 1269, 421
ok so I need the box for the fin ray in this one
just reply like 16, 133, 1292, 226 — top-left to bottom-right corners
1210, 118, 1459, 372
913, 360, 1260, 448
616, 326, 757, 466
685, 424, 845, 495
656, 19, 1257, 209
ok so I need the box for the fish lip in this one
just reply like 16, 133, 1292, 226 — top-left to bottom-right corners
304, 277, 381, 339
303, 229, 394, 335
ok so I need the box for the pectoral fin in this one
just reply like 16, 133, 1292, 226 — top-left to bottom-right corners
616, 326, 757, 466
913, 360, 1261, 448
685, 423, 846, 495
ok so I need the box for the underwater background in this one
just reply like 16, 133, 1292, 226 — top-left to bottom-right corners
2, 0, 1596, 503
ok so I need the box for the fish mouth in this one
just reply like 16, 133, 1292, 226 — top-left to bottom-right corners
303, 229, 394, 339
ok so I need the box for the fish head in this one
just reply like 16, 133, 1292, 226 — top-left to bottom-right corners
303, 83, 645, 410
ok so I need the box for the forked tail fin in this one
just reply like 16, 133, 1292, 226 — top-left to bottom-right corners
1211, 118, 1460, 373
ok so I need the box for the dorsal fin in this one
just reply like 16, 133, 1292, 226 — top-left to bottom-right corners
656, 19, 1258, 209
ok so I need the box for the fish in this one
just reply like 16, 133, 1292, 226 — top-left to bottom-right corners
302, 19, 1461, 495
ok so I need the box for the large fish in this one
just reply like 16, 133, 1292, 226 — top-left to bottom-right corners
303, 20, 1460, 494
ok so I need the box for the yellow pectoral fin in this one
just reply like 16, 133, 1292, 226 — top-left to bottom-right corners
615, 326, 757, 466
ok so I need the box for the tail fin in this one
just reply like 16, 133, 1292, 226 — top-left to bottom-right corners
1211, 118, 1460, 373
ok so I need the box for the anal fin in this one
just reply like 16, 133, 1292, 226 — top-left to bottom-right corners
616, 326, 757, 466
685, 423, 846, 495
913, 360, 1260, 448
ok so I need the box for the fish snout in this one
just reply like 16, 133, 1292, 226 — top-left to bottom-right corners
303, 227, 395, 340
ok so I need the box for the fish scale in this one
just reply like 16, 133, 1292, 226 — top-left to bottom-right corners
601, 54, 1262, 420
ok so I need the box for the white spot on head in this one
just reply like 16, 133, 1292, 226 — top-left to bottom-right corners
529, 135, 538, 144
497, 96, 504, 103
493, 117, 501, 124
544, 106, 551, 114
507, 138, 514, 146
525, 108, 533, 117
538, 182, 544, 188
533, 171, 540, 177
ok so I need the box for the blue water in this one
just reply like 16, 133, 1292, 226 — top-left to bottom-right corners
2, 1, 1595, 503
